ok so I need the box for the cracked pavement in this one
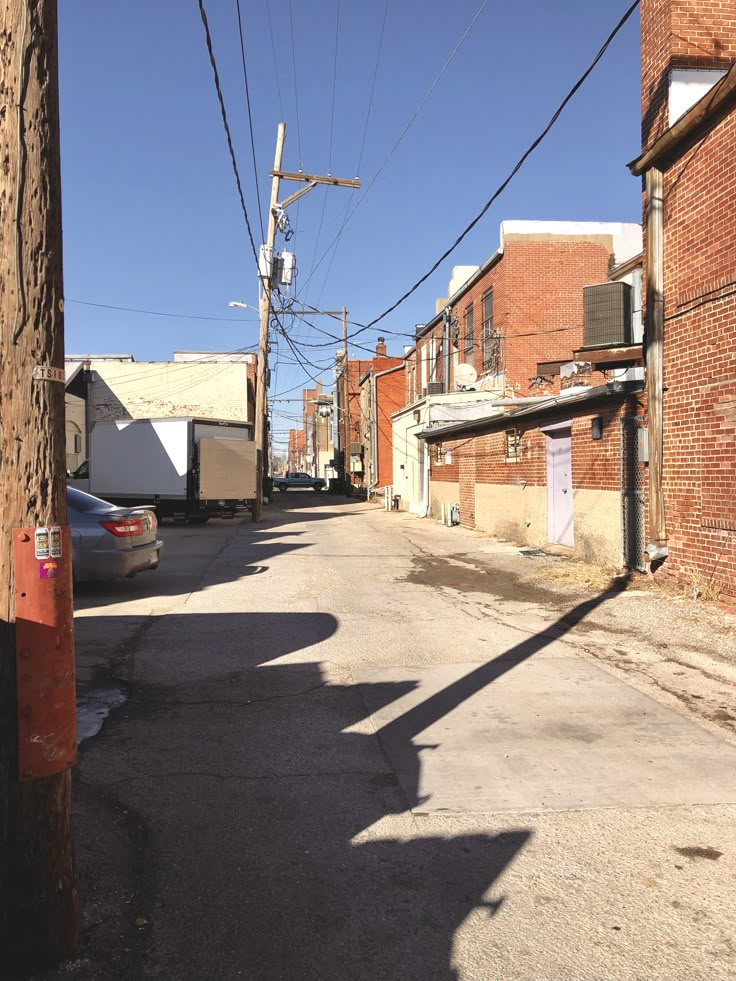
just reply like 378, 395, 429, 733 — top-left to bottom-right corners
30, 494, 736, 981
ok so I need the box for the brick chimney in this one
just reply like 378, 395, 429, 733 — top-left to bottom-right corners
375, 337, 387, 357
641, 0, 736, 149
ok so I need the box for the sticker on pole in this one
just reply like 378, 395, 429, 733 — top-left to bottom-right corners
32, 365, 65, 383
13, 527, 76, 780
35, 527, 50, 559
49, 526, 63, 557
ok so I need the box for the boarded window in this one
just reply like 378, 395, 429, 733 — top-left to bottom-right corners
505, 429, 521, 462
465, 303, 474, 358
482, 290, 501, 373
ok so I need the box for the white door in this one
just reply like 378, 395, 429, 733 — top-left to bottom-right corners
547, 429, 574, 546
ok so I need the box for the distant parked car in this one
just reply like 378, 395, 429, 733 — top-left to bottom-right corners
274, 472, 326, 492
68, 486, 163, 583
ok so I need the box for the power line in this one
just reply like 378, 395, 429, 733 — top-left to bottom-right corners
271, 365, 331, 399
305, 0, 342, 295
301, 0, 490, 299
197, 0, 260, 273
235, 0, 265, 242
274, 2, 640, 391
355, 0, 641, 336
311, 0, 389, 310
288, 0, 303, 170
328, 0, 340, 173
65, 298, 259, 323
265, 0, 285, 119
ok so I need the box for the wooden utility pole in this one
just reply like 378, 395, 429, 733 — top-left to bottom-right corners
252, 129, 359, 518
254, 122, 286, 521
0, 0, 80, 971
342, 307, 351, 496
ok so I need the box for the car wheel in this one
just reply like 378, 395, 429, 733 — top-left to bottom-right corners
278, 482, 288, 492
313, 483, 323, 491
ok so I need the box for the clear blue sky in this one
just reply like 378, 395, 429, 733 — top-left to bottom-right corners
58, 1, 642, 448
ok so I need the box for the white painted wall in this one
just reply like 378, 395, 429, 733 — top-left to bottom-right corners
669, 68, 726, 126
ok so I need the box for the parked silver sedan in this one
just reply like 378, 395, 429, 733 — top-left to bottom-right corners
68, 487, 163, 583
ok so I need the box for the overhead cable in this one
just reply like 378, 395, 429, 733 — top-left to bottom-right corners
301, 0, 491, 297
66, 298, 259, 323
235, 0, 265, 241
197, 0, 260, 272
354, 0, 641, 336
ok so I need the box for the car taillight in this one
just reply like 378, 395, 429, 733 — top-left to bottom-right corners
100, 518, 144, 537
149, 512, 157, 533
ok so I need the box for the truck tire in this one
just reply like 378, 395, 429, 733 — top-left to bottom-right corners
278, 482, 288, 492
313, 483, 323, 492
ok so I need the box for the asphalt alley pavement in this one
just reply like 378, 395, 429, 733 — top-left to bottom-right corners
32, 495, 736, 981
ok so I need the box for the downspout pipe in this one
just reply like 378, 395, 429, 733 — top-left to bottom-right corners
367, 370, 379, 499
367, 362, 404, 500
443, 305, 451, 393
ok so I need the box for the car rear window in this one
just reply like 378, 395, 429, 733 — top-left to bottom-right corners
67, 487, 117, 513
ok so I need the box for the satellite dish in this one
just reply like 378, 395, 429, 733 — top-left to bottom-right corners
455, 363, 478, 388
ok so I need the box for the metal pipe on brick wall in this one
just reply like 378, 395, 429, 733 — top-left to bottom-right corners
443, 306, 451, 393
644, 167, 667, 552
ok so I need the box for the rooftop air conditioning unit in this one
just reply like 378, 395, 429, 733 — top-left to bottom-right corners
583, 282, 632, 348
349, 442, 362, 456
424, 382, 444, 396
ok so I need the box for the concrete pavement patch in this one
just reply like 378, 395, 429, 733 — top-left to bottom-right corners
356, 658, 736, 814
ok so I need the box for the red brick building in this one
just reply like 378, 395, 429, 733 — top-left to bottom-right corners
410, 222, 640, 402
359, 350, 406, 492
300, 381, 332, 479
399, 221, 647, 565
336, 340, 402, 487
287, 428, 306, 472
630, 0, 736, 597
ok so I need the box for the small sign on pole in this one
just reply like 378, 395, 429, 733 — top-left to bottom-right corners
32, 365, 65, 383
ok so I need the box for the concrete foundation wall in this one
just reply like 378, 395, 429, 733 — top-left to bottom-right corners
472, 484, 622, 564
429, 480, 459, 520
475, 484, 547, 545
572, 488, 622, 565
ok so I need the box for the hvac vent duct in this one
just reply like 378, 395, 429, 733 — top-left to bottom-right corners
583, 282, 632, 348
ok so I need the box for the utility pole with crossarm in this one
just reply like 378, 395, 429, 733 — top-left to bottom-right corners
253, 123, 359, 519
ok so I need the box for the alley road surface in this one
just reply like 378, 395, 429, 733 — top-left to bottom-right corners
37, 495, 736, 981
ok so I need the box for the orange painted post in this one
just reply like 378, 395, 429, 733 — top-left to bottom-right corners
13, 527, 76, 782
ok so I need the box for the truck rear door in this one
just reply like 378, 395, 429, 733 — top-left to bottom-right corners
198, 438, 257, 500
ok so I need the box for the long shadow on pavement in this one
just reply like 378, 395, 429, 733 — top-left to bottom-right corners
39, 502, 629, 981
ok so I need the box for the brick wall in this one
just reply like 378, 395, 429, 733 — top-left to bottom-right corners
346, 355, 403, 485
414, 238, 613, 399
641, 0, 736, 148
89, 361, 253, 424
431, 397, 645, 566
375, 366, 405, 487
640, 1, 736, 597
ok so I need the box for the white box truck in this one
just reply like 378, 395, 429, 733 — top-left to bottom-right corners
70, 418, 257, 522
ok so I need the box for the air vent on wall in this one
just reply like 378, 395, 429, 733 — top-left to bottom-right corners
583, 282, 632, 348
424, 382, 444, 396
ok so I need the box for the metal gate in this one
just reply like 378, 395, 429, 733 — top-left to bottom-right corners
620, 416, 646, 571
